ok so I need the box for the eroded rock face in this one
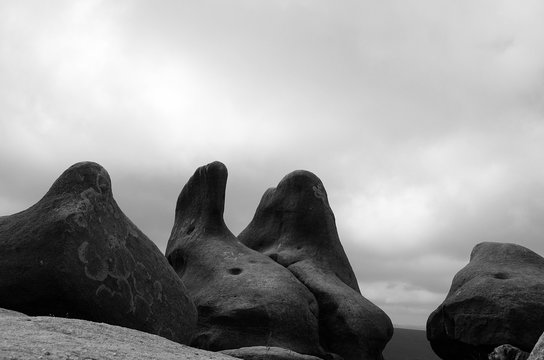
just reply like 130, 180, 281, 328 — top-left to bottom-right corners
166, 162, 325, 357
427, 242, 544, 360
238, 170, 393, 360
0, 162, 197, 344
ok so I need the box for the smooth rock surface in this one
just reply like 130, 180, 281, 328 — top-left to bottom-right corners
0, 308, 234, 360
427, 242, 544, 360
0, 162, 197, 344
166, 162, 325, 357
238, 170, 393, 360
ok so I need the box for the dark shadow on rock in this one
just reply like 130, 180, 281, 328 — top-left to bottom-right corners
238, 170, 393, 360
427, 242, 544, 360
166, 162, 326, 358
0, 161, 197, 344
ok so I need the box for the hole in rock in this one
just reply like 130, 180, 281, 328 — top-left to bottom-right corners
228, 268, 243, 275
494, 272, 509, 280
186, 224, 195, 235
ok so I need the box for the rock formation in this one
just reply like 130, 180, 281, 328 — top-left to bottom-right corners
166, 162, 326, 357
0, 307, 233, 360
238, 170, 393, 360
427, 242, 544, 360
0, 162, 197, 344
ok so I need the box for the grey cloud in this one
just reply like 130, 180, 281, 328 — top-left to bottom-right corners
2, 1, 544, 328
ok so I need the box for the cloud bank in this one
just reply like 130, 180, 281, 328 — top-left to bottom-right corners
1, 0, 544, 327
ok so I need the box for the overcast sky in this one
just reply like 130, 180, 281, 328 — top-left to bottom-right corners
1, 1, 544, 328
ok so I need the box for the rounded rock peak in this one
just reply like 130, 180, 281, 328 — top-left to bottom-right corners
204, 161, 227, 173
277, 170, 322, 189
270, 169, 330, 208
470, 242, 543, 264
180, 161, 228, 200
197, 161, 228, 183
46, 161, 112, 197
173, 161, 229, 231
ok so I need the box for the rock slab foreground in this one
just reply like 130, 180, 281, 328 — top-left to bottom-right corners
0, 308, 234, 360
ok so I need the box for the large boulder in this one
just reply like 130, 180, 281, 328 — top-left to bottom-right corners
0, 162, 197, 344
165, 162, 326, 358
0, 307, 234, 360
427, 242, 544, 360
238, 170, 393, 360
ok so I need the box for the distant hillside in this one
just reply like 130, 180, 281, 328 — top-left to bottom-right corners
383, 328, 440, 360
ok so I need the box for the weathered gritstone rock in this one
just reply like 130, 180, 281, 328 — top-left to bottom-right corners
0, 162, 197, 344
166, 162, 326, 358
489, 344, 530, 360
427, 242, 544, 360
221, 346, 337, 360
528, 331, 544, 360
0, 308, 234, 360
238, 170, 393, 360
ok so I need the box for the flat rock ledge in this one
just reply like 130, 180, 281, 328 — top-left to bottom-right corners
220, 346, 332, 360
0, 309, 235, 360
